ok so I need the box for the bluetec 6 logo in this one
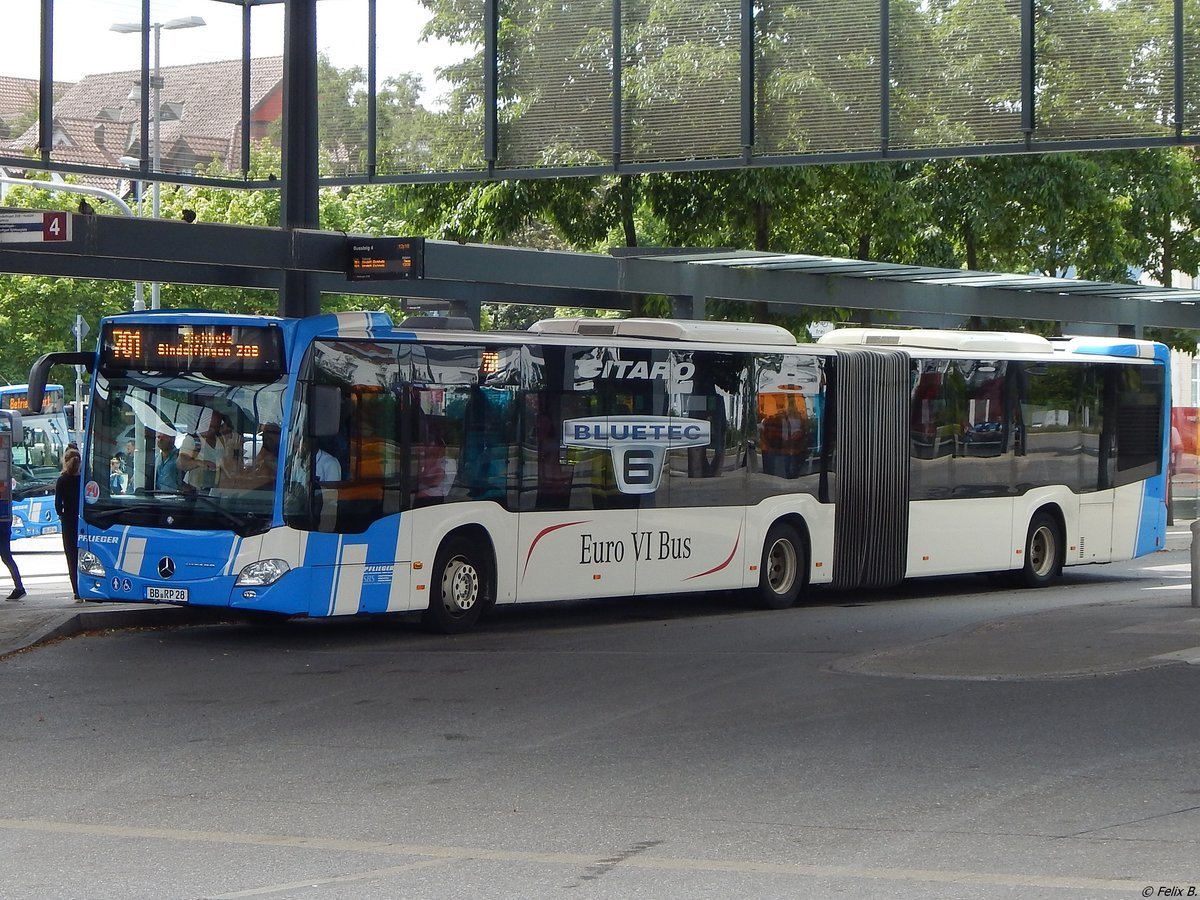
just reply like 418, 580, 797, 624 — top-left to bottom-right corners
562, 416, 711, 494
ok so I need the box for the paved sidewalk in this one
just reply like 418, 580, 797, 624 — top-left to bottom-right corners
2, 523, 1198, 663
0, 584, 231, 658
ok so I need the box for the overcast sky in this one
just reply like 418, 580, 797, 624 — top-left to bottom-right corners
5, 0, 462, 104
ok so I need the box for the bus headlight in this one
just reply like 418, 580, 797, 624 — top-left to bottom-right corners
235, 559, 290, 586
11, 515, 23, 529
79, 550, 106, 577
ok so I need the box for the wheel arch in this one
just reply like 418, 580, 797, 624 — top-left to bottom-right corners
1026, 502, 1066, 568
767, 512, 812, 589
438, 523, 498, 606
1016, 503, 1067, 588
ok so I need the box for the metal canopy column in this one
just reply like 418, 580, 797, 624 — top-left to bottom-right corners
280, 0, 321, 318
38, 0, 53, 165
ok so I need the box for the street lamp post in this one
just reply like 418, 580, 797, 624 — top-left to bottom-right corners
111, 15, 206, 310
116, 156, 146, 310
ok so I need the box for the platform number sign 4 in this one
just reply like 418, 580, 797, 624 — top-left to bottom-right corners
0, 210, 72, 243
43, 212, 67, 241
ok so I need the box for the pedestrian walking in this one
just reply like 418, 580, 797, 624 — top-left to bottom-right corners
55, 448, 82, 601
1, 518, 25, 600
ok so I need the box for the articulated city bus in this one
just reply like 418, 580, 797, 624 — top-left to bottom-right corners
0, 383, 71, 541
28, 312, 1168, 632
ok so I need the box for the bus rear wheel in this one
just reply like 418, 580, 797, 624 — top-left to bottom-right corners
756, 522, 805, 609
423, 536, 488, 634
1019, 512, 1062, 588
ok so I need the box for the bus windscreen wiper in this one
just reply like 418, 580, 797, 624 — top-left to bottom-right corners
181, 490, 271, 536
89, 491, 269, 537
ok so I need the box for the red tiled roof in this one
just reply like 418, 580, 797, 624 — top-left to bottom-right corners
0, 75, 74, 137
0, 76, 38, 123
0, 75, 73, 124
3, 57, 282, 172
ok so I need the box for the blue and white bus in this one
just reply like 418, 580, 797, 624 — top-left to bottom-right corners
0, 383, 70, 541
28, 312, 1169, 632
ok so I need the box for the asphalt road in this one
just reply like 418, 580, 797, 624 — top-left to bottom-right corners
1, 545, 1199, 899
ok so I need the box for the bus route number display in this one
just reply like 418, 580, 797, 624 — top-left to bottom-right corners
346, 237, 425, 281
100, 323, 284, 377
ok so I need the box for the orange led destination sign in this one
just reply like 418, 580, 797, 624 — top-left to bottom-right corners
101, 323, 283, 378
0, 387, 64, 413
109, 330, 262, 360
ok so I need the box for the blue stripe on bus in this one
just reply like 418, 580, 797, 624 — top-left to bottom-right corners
1135, 343, 1171, 556
296, 520, 403, 616
1136, 479, 1168, 557
1068, 343, 1147, 358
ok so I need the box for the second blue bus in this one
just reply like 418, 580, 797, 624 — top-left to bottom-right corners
1, 383, 71, 541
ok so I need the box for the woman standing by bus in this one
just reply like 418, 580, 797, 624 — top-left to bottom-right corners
55, 448, 81, 601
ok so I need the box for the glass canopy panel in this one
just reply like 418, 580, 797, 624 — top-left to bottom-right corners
30, 0, 258, 185
1, 0, 40, 157
1185, 0, 1200, 135
888, 0, 1022, 151
1035, 0, 1174, 142
620, 0, 742, 163
756, 0, 881, 155
497, 0, 613, 170
317, 0, 370, 179
46, 0, 143, 180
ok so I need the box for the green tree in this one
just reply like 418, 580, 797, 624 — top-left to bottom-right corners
0, 178, 141, 383
315, 53, 438, 176
1109, 148, 1200, 284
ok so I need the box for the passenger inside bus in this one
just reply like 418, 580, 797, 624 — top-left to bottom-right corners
154, 432, 182, 491
412, 410, 454, 504
333, 398, 387, 528
460, 386, 508, 501
252, 423, 281, 482
178, 410, 240, 492
216, 421, 279, 493
314, 439, 342, 484
109, 456, 127, 494
533, 399, 571, 509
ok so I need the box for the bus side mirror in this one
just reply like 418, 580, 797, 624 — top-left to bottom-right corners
0, 410, 23, 445
28, 351, 93, 414
308, 385, 341, 438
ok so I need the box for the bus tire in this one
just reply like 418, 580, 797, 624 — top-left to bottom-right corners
1019, 511, 1062, 588
756, 522, 805, 610
423, 536, 488, 634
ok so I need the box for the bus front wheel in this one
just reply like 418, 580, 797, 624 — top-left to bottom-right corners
1019, 512, 1062, 588
423, 536, 488, 634
756, 522, 805, 610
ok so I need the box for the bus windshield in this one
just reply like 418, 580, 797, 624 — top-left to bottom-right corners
83, 371, 287, 537
11, 419, 71, 495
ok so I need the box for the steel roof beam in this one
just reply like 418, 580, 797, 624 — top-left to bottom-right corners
2, 214, 1198, 329
616, 257, 1200, 330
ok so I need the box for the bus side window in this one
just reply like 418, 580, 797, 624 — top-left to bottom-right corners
460, 386, 508, 501
327, 391, 391, 532
410, 401, 455, 505
533, 394, 570, 510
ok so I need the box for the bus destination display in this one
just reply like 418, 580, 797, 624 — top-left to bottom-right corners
100, 323, 284, 377
0, 386, 64, 413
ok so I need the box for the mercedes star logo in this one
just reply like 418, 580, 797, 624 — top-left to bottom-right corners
157, 557, 176, 579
